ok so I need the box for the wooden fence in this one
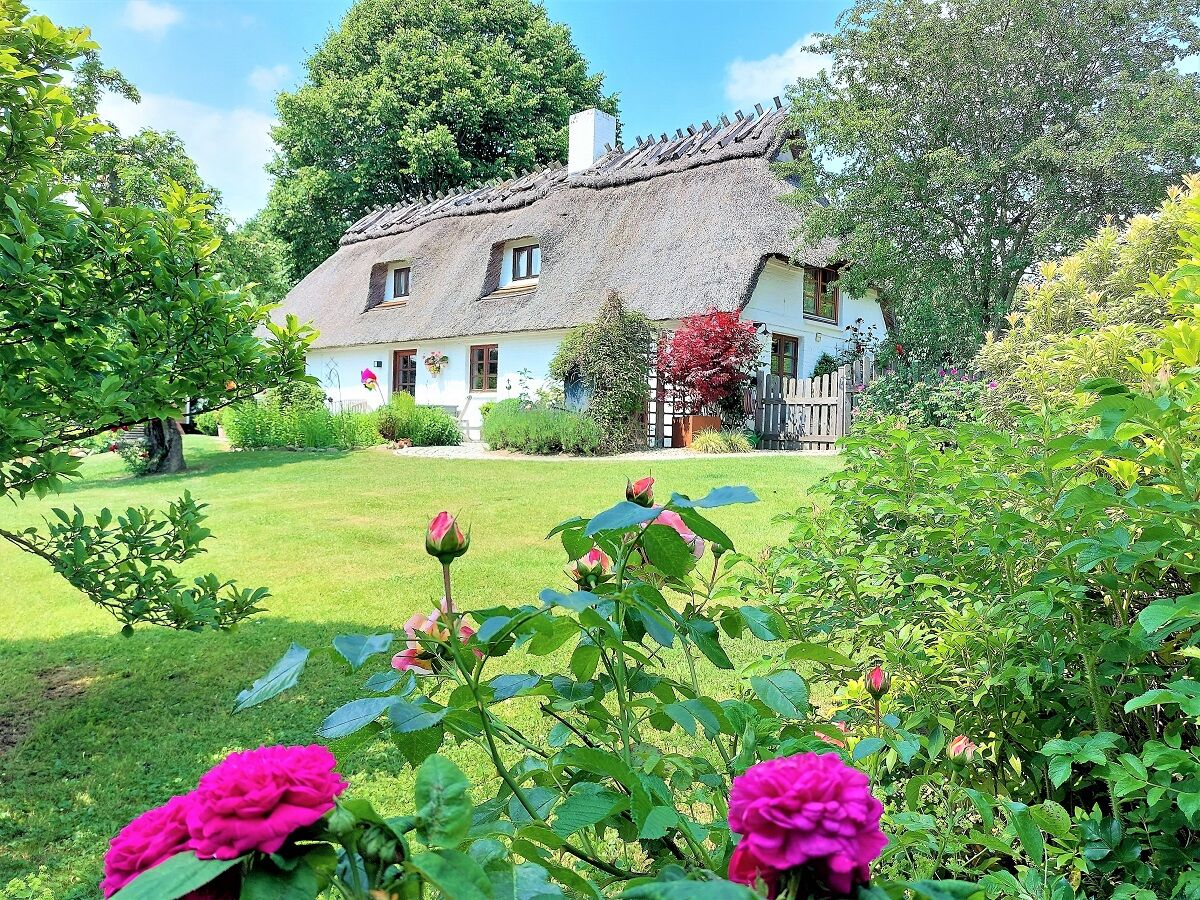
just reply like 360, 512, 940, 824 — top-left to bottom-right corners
753, 353, 877, 450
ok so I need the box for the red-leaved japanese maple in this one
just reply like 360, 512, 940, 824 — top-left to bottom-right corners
657, 309, 761, 414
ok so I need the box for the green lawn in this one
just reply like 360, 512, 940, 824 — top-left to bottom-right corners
0, 437, 838, 897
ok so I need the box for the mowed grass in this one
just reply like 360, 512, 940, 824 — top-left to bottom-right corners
0, 437, 839, 897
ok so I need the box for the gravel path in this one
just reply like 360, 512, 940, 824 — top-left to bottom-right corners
387, 442, 836, 462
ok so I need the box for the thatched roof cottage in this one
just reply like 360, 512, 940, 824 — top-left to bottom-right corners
278, 100, 885, 439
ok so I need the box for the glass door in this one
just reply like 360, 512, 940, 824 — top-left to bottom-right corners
391, 349, 416, 396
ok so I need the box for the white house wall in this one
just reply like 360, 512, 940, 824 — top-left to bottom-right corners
306, 330, 569, 440
742, 260, 887, 377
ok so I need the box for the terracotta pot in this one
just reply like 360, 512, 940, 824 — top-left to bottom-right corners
671, 415, 722, 448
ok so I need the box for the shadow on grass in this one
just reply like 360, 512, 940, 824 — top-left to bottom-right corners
0, 617, 411, 899
51, 444, 358, 497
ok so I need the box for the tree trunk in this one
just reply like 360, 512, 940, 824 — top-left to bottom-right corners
144, 418, 186, 475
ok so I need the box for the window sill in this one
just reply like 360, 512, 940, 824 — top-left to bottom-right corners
804, 314, 839, 326
481, 283, 537, 301
375, 299, 408, 308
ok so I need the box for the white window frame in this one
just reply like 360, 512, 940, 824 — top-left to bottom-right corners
385, 262, 412, 302
499, 239, 540, 288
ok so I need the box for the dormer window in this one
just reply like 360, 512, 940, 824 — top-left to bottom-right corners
513, 244, 540, 281
499, 239, 540, 288
383, 262, 411, 304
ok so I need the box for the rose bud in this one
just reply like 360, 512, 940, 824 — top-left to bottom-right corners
425, 511, 469, 564
865, 665, 890, 700
947, 735, 979, 763
566, 547, 613, 588
626, 476, 654, 508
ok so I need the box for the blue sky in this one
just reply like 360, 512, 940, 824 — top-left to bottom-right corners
32, 0, 850, 221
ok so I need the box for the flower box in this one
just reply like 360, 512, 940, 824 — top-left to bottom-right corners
671, 415, 721, 448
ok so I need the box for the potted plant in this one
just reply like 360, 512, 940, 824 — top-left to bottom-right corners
657, 309, 761, 447
424, 350, 449, 376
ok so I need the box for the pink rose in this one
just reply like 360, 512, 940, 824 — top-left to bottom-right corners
728, 843, 779, 898
361, 368, 378, 389
626, 476, 655, 507
728, 752, 887, 895
865, 665, 890, 700
186, 745, 347, 859
425, 511, 469, 564
652, 509, 705, 559
101, 795, 195, 897
947, 735, 979, 763
566, 547, 614, 588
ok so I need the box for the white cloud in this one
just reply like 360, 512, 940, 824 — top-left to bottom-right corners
725, 35, 830, 109
247, 64, 291, 95
122, 0, 183, 37
98, 92, 275, 222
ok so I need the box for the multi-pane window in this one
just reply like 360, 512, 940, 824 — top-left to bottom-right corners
512, 244, 541, 281
390, 265, 411, 300
771, 334, 799, 378
803, 266, 839, 322
469, 344, 498, 392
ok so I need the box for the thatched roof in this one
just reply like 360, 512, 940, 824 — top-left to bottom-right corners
280, 100, 829, 349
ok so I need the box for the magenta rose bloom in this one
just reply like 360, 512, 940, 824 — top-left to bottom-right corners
186, 745, 347, 859
101, 794, 195, 897
728, 752, 887, 895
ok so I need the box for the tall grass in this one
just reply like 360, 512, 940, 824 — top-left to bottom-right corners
482, 399, 602, 455
224, 402, 380, 450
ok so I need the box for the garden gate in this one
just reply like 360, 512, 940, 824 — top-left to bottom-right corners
753, 353, 877, 450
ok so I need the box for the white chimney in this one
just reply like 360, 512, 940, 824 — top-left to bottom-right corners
568, 108, 617, 175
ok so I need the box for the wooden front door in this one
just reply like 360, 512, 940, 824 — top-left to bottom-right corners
392, 349, 416, 396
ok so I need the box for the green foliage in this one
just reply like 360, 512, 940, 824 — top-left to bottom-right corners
375, 391, 417, 441
688, 430, 753, 454
731, 215, 1200, 897
785, 0, 1200, 340
224, 402, 382, 451
550, 291, 655, 452
976, 177, 1200, 417
481, 398, 602, 455
193, 410, 222, 436
811, 352, 840, 379
0, 1, 313, 631
264, 0, 615, 277
0, 869, 54, 900
408, 406, 462, 447
854, 368, 987, 430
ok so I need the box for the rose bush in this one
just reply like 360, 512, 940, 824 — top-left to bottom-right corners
229, 484, 979, 899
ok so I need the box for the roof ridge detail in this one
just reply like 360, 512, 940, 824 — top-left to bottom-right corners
340, 100, 791, 246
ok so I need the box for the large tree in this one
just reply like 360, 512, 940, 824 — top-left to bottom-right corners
785, 0, 1200, 363
264, 0, 615, 277
0, 1, 313, 629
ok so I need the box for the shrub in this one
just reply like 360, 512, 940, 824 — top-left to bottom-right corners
407, 406, 461, 447
193, 409, 222, 435
233, 490, 974, 898
265, 379, 328, 412
549, 291, 655, 452
854, 367, 987, 429
689, 429, 753, 454
811, 352, 840, 379
224, 401, 382, 450
481, 398, 600, 455
975, 177, 1199, 417
728, 213, 1200, 897
375, 392, 416, 441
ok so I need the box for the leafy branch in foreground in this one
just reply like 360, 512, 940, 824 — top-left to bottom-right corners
0, 2, 314, 630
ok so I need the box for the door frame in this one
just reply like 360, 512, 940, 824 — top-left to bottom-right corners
391, 348, 417, 396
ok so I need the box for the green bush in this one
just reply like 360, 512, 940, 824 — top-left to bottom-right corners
265, 379, 328, 412
408, 406, 461, 447
854, 367, 987, 429
728, 205, 1200, 897
224, 401, 381, 450
481, 398, 601, 455
549, 291, 654, 452
194, 409, 222, 435
975, 179, 1198, 417
375, 392, 417, 441
688, 429, 752, 453
811, 351, 840, 379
